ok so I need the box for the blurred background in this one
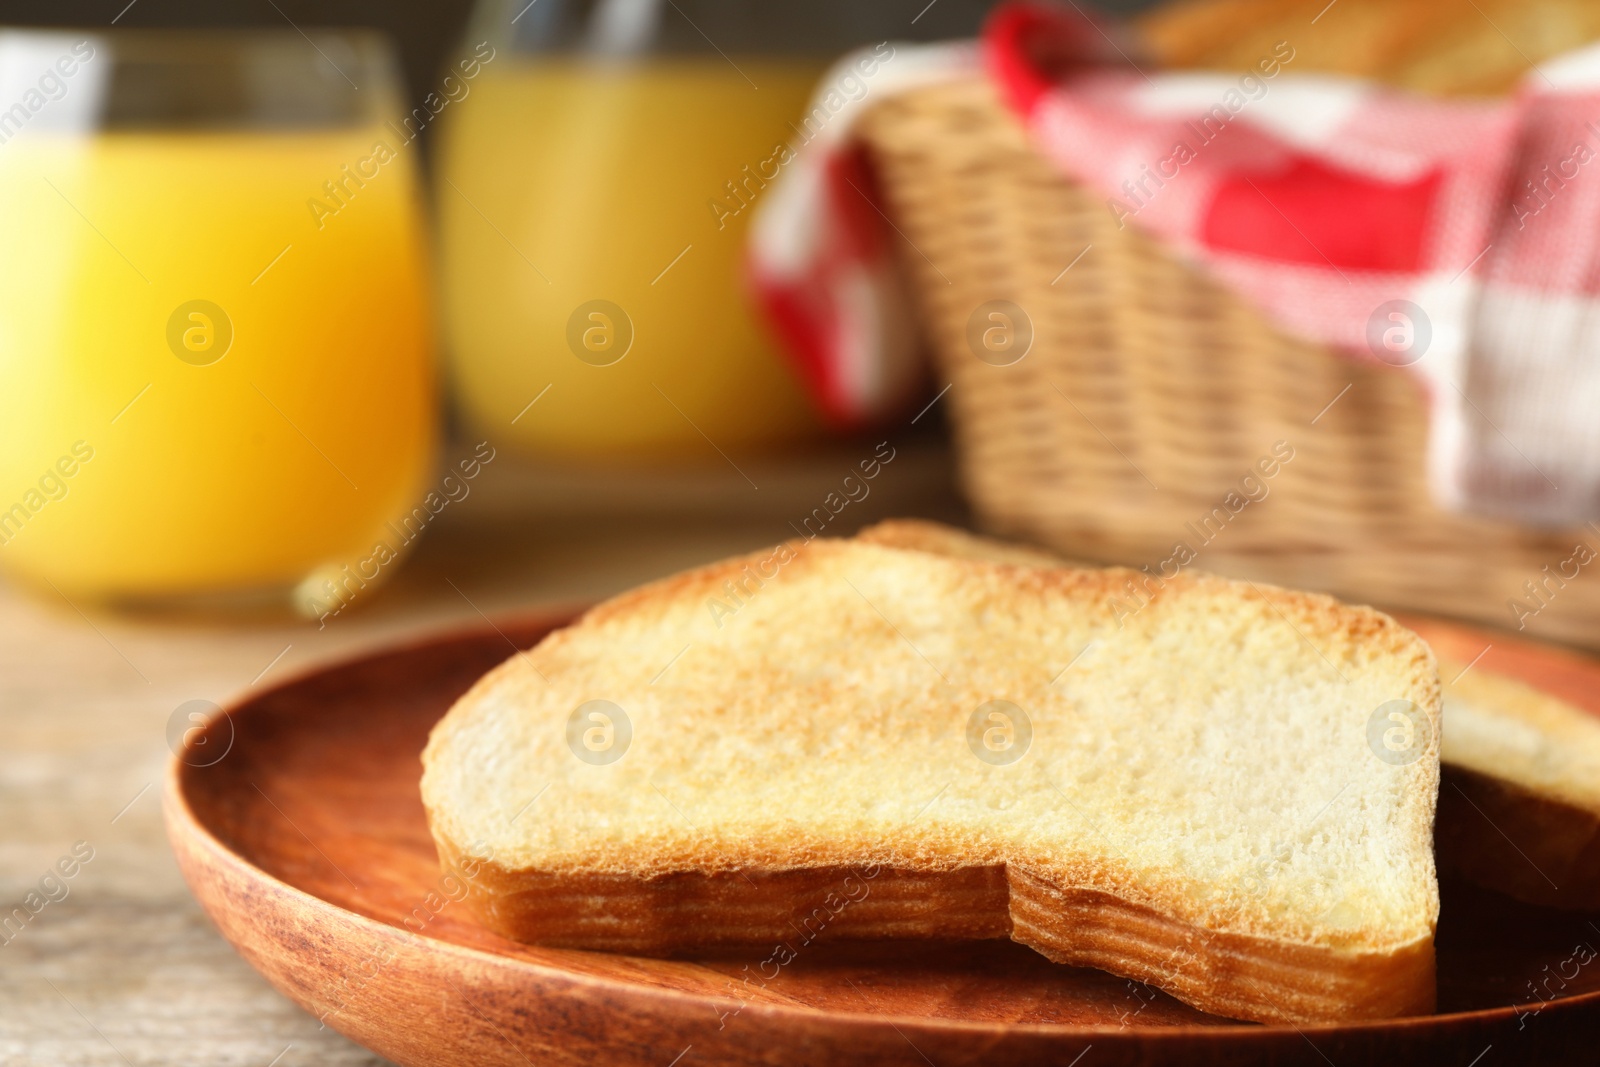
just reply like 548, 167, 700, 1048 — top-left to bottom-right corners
4, 0, 1593, 634
0, 0, 1076, 625
7, 0, 1600, 1062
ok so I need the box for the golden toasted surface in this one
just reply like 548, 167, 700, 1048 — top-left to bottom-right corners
422, 531, 1440, 1024
1442, 662, 1600, 814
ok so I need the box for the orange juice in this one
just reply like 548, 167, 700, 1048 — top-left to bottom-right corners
0, 125, 434, 606
438, 59, 821, 458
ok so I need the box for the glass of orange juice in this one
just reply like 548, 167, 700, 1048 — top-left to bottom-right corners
0, 30, 435, 615
438, 0, 991, 460
436, 1, 848, 459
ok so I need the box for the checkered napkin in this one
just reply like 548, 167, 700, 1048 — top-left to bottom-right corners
749, 1, 1600, 524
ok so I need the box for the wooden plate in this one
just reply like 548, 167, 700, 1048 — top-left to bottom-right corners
165, 611, 1600, 1066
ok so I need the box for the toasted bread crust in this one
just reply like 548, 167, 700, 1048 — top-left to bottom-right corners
1007, 869, 1435, 1022
434, 835, 1437, 1025
423, 530, 1441, 1026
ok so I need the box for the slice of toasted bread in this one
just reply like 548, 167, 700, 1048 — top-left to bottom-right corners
422, 534, 1439, 1024
1436, 664, 1600, 909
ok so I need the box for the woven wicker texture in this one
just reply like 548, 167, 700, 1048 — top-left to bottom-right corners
857, 75, 1600, 650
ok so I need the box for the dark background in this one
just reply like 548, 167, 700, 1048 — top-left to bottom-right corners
0, 0, 1151, 158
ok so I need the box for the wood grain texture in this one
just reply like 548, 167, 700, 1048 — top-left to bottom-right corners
167, 613, 1600, 1066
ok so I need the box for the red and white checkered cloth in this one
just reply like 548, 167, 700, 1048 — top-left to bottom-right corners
749, 2, 1600, 524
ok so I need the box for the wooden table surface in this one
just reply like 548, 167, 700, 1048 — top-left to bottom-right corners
0, 438, 965, 1067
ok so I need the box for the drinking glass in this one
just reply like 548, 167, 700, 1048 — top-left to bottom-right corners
0, 29, 436, 614
436, 0, 989, 459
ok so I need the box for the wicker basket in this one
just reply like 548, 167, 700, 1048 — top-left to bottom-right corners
859, 76, 1600, 651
